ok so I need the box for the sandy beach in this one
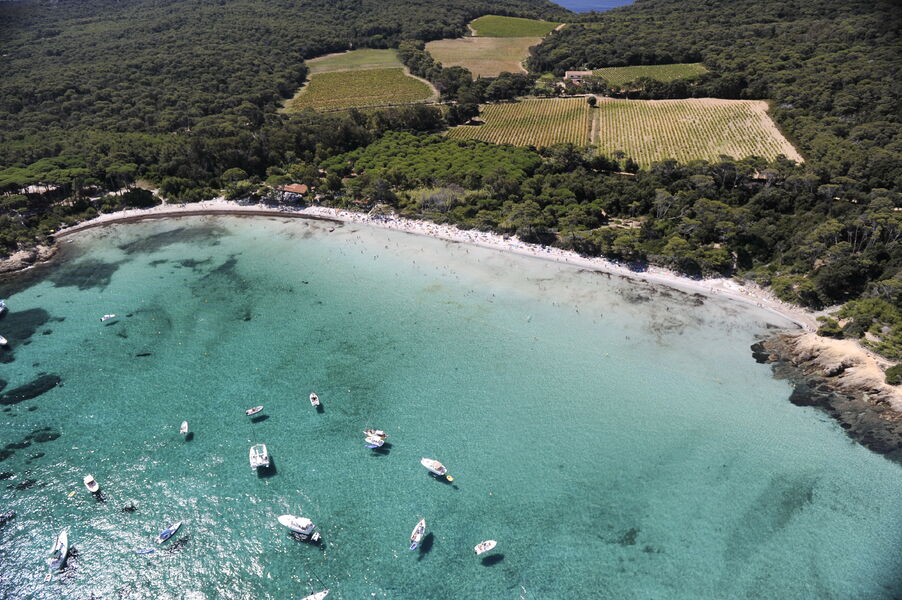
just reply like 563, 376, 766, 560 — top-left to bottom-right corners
52, 198, 820, 331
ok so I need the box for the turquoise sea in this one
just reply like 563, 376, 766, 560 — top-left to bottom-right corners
0, 216, 900, 599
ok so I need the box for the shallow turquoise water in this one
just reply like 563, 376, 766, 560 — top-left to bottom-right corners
0, 216, 900, 599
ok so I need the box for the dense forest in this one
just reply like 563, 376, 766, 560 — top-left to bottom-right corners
0, 0, 900, 359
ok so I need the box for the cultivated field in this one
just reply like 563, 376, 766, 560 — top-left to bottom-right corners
425, 37, 541, 77
594, 63, 708, 87
470, 14, 560, 37
307, 49, 402, 74
283, 68, 436, 112
593, 98, 804, 166
447, 98, 590, 147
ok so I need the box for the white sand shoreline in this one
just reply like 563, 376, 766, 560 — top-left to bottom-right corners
53, 198, 820, 330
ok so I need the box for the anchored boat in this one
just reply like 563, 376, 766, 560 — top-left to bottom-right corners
47, 528, 69, 570
474, 540, 497, 555
365, 435, 385, 448
299, 590, 329, 600
245, 405, 264, 416
100, 314, 117, 322
156, 521, 182, 544
309, 393, 320, 407
249, 444, 270, 469
83, 474, 100, 493
409, 518, 426, 550
362, 429, 387, 438
420, 458, 454, 482
278, 515, 321, 542
179, 421, 189, 435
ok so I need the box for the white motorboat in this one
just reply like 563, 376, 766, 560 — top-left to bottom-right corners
156, 521, 182, 544
245, 405, 264, 416
309, 393, 320, 407
180, 421, 189, 435
83, 474, 100, 493
362, 429, 387, 438
364, 435, 385, 448
100, 314, 117, 322
474, 540, 497, 555
0, 335, 7, 346
0, 299, 7, 316
278, 515, 321, 542
47, 528, 69, 570
300, 590, 329, 600
249, 443, 269, 469
409, 518, 426, 550
420, 458, 454, 481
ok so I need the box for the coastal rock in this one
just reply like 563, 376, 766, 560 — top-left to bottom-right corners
755, 333, 902, 461
0, 245, 56, 274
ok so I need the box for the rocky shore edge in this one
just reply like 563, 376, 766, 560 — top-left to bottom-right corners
754, 332, 901, 462
0, 246, 57, 275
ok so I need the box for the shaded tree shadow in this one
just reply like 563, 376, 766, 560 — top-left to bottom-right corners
416, 533, 434, 561
250, 415, 269, 424
257, 456, 277, 478
481, 553, 505, 567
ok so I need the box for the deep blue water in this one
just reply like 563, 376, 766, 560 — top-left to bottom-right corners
554, 0, 633, 13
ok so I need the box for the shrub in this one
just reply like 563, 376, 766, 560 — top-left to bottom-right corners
885, 364, 902, 386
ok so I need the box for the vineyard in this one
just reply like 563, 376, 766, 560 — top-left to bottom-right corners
283, 68, 436, 112
594, 63, 708, 87
447, 98, 590, 146
307, 49, 402, 75
469, 15, 560, 37
593, 98, 804, 166
425, 37, 541, 78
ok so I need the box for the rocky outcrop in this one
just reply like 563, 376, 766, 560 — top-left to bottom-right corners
754, 332, 902, 461
0, 245, 57, 274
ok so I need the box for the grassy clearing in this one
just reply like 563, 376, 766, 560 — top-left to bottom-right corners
594, 63, 709, 87
470, 15, 560, 37
447, 98, 590, 147
592, 98, 804, 166
425, 37, 541, 77
284, 68, 435, 112
307, 49, 402, 74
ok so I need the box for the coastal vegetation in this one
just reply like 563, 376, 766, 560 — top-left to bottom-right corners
283, 68, 436, 112
447, 98, 590, 146
469, 14, 560, 37
594, 63, 708, 87
592, 98, 803, 167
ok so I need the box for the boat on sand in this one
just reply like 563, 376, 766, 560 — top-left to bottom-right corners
474, 540, 497, 555
409, 518, 426, 550
420, 458, 454, 481
83, 474, 99, 493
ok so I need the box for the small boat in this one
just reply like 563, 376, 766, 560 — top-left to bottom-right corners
0, 299, 7, 316
474, 540, 497, 555
300, 590, 329, 600
249, 443, 269, 469
245, 405, 264, 416
309, 393, 320, 407
136, 548, 155, 555
362, 429, 388, 438
420, 458, 454, 482
409, 518, 426, 550
0, 335, 7, 346
47, 528, 69, 570
364, 435, 385, 449
156, 521, 182, 544
278, 515, 321, 542
83, 474, 100, 493
180, 421, 189, 435
100, 314, 117, 322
